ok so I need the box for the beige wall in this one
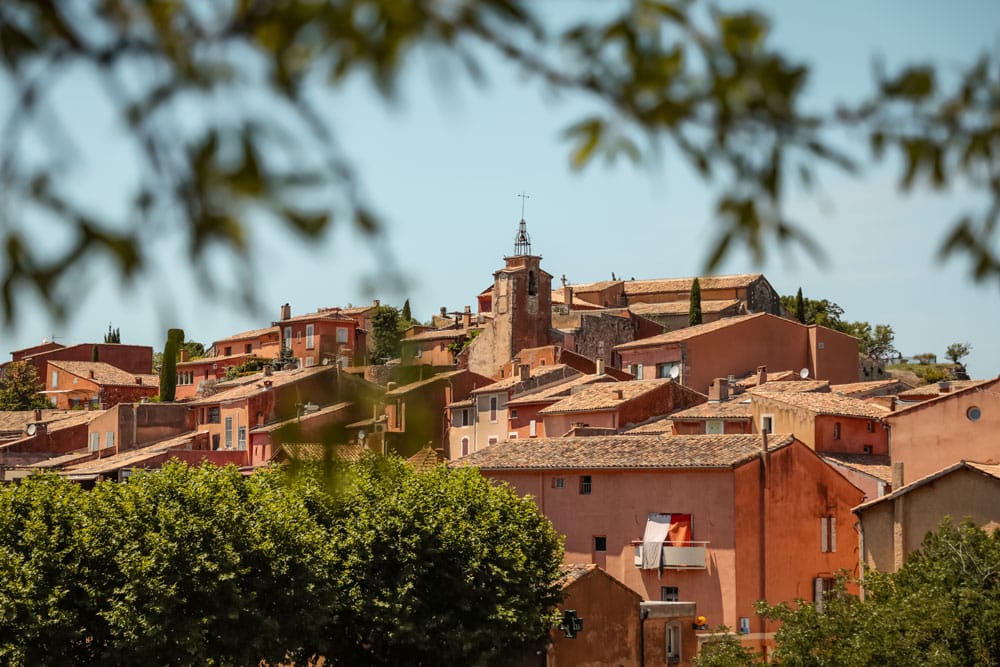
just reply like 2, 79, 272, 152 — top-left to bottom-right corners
859, 467, 1000, 573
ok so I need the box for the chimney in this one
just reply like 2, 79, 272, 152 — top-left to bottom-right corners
440, 306, 447, 318
615, 389, 624, 400
756, 365, 767, 387
373, 299, 380, 307
280, 303, 291, 320
708, 378, 729, 402
938, 380, 951, 393
463, 305, 472, 328
264, 365, 273, 377
519, 364, 530, 382
34, 408, 41, 421
891, 461, 904, 489
179, 349, 189, 363
89, 369, 95, 379
563, 285, 573, 308
595, 359, 605, 376
135, 377, 142, 385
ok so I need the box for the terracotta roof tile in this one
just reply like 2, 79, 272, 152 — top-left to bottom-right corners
49, 361, 157, 387
407, 446, 443, 471
622, 417, 674, 434
896, 380, 988, 400
472, 365, 577, 394
507, 374, 615, 406
384, 370, 467, 397
451, 433, 794, 470
622, 274, 762, 296
821, 453, 892, 482
559, 563, 598, 587
538, 379, 677, 415
404, 327, 479, 342
737, 370, 799, 387
0, 410, 79, 434
177, 352, 258, 368
63, 432, 202, 474
570, 279, 623, 293
188, 365, 334, 405
627, 300, 741, 316
249, 402, 353, 434
854, 460, 1000, 513
614, 314, 763, 351
887, 377, 1000, 418
275, 310, 354, 324
830, 379, 909, 397
212, 326, 280, 345
272, 442, 367, 462
753, 391, 890, 419
671, 400, 752, 419
748, 380, 830, 394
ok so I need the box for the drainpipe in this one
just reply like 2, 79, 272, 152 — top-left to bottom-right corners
855, 518, 866, 600
639, 607, 649, 667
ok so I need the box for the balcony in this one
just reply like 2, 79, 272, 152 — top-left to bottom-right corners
632, 541, 708, 569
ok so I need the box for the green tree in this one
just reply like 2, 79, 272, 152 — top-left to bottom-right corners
401, 298, 413, 324
795, 288, 806, 324
779, 295, 845, 330
103, 325, 120, 344
0, 361, 50, 410
307, 457, 564, 665
1, 3, 998, 326
945, 342, 971, 365
689, 277, 703, 326
371, 304, 403, 364
180, 340, 205, 359
694, 628, 762, 667
158, 328, 184, 401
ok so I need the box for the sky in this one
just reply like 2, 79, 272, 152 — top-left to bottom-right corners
2, 1, 999, 377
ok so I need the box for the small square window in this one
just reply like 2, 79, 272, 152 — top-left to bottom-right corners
593, 536, 607, 552
509, 408, 518, 419
661, 586, 679, 602
579, 475, 592, 495
552, 477, 565, 489
863, 445, 873, 455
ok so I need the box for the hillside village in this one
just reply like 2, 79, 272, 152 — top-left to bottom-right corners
1, 218, 997, 665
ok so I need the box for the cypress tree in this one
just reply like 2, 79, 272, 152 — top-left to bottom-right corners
91, 345, 99, 362
159, 328, 184, 401
401, 299, 412, 324
795, 287, 806, 323
688, 278, 703, 326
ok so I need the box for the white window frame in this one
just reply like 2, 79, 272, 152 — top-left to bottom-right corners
487, 436, 499, 446
820, 516, 837, 553
225, 416, 233, 449
305, 324, 315, 349
305, 356, 315, 367
283, 326, 292, 349
706, 419, 724, 434
105, 431, 114, 449
666, 622, 682, 662
90, 432, 100, 452
237, 426, 247, 451
52, 370, 59, 386
508, 432, 518, 439
761, 414, 774, 434
336, 327, 349, 344
529, 419, 537, 437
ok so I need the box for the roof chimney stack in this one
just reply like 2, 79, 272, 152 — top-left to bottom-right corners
756, 365, 767, 387
34, 409, 41, 421
463, 305, 472, 329
938, 380, 951, 393
709, 378, 729, 402
280, 303, 291, 320
563, 285, 574, 309
595, 359, 605, 376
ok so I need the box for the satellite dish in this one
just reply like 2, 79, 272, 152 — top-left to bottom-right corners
800, 367, 810, 379
26, 424, 37, 436
669, 365, 680, 379
321, 358, 331, 366
357, 430, 366, 441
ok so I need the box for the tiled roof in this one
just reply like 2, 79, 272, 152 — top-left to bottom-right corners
753, 391, 890, 419
821, 453, 892, 482
451, 433, 794, 470
896, 380, 988, 400
250, 402, 353, 434
622, 274, 762, 296
403, 327, 478, 342
49, 361, 158, 387
627, 300, 741, 316
737, 370, 799, 387
177, 352, 255, 368
507, 374, 615, 406
384, 369, 467, 397
26, 448, 95, 468
187, 365, 334, 405
671, 399, 752, 420
570, 279, 623, 293
622, 417, 674, 435
0, 410, 79, 434
559, 563, 598, 588
749, 380, 830, 394
614, 314, 763, 350
0, 411, 106, 451
830, 379, 909, 397
273, 442, 366, 462
407, 446, 443, 471
275, 310, 354, 324
212, 326, 280, 345
341, 304, 379, 315
472, 365, 576, 394
854, 460, 1000, 513
63, 432, 201, 474
550, 291, 603, 309
538, 379, 678, 415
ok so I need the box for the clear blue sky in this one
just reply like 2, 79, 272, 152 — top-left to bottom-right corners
3, 1, 999, 377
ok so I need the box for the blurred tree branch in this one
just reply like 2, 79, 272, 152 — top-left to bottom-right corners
1, 0, 997, 326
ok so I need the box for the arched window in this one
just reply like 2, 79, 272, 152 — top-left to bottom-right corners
528, 270, 537, 296
461, 437, 470, 456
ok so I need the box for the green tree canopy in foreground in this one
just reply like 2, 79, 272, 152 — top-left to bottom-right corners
0, 459, 563, 666
0, 2, 998, 324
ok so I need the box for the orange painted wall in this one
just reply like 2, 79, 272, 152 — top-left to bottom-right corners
888, 382, 1000, 484
813, 415, 887, 455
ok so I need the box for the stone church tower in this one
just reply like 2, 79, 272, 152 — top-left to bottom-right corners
467, 217, 554, 378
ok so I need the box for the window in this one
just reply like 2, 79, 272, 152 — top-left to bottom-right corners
814, 576, 835, 612
489, 396, 498, 422
305, 324, 315, 349
414, 346, 422, 358
461, 437, 470, 456
283, 326, 292, 349
579, 475, 592, 495
336, 327, 349, 343
90, 432, 100, 452
245, 343, 252, 353
706, 420, 723, 435
820, 516, 836, 553
461, 409, 469, 426
628, 363, 643, 379
863, 445, 873, 455
508, 432, 518, 439
224, 346, 232, 356
833, 422, 841, 440
657, 363, 679, 379
487, 436, 499, 446
529, 419, 537, 437
305, 356, 315, 367
394, 400, 402, 429
761, 415, 774, 434
552, 477, 565, 489
867, 420, 875, 433
207, 407, 220, 423
52, 370, 59, 386
105, 431, 114, 449
661, 586, 679, 602
225, 416, 233, 449
509, 408, 518, 419
666, 623, 681, 663
968, 406, 982, 422
593, 536, 607, 552
237, 427, 246, 451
